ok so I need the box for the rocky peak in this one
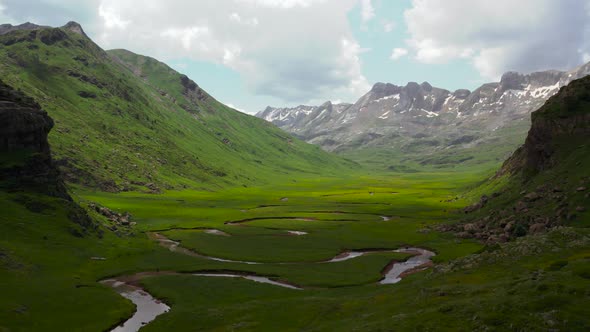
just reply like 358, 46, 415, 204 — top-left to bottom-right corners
528, 70, 563, 86
62, 21, 88, 38
499, 71, 526, 91
452, 89, 471, 99
404, 82, 422, 98
420, 82, 433, 92
371, 82, 401, 98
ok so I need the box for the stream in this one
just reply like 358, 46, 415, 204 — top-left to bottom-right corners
104, 233, 436, 332
101, 279, 170, 332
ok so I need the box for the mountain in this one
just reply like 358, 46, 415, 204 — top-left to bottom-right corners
444, 75, 590, 243
0, 22, 353, 192
258, 63, 590, 169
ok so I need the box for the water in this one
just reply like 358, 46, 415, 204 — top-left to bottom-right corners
193, 273, 302, 290
380, 248, 436, 284
101, 279, 170, 332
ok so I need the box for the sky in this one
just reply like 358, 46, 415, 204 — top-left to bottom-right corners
1, 0, 590, 114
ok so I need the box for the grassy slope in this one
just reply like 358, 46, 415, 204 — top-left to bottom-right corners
339, 119, 530, 173
0, 27, 352, 192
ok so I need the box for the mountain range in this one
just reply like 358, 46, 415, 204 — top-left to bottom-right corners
258, 62, 590, 169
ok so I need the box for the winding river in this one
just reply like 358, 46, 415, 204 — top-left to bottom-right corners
104, 232, 436, 332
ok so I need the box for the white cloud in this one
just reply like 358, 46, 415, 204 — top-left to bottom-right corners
94, 0, 364, 103
584, 53, 590, 63
98, 3, 130, 29
229, 12, 259, 26
390, 48, 408, 60
382, 20, 395, 33
404, 0, 590, 79
0, 1, 14, 23
360, 0, 374, 22
225, 103, 250, 114
236, 0, 326, 9
160, 26, 210, 50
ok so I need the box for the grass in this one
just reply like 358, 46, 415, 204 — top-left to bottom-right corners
138, 228, 590, 332
2, 139, 589, 332
1, 169, 489, 331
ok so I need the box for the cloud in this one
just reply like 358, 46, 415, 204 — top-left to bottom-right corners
229, 12, 259, 26
93, 0, 366, 103
0, 2, 11, 23
236, 0, 326, 9
98, 3, 130, 29
360, 0, 374, 22
225, 103, 250, 114
404, 0, 590, 79
382, 20, 395, 33
390, 48, 408, 60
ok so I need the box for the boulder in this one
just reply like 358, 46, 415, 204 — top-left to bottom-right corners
515, 201, 528, 212
504, 221, 515, 232
524, 192, 542, 202
463, 223, 478, 233
529, 223, 546, 234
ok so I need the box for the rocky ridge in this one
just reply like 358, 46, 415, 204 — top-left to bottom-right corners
258, 62, 590, 163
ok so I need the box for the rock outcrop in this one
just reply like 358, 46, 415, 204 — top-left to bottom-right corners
0, 79, 67, 198
0, 78, 99, 235
445, 75, 590, 243
500, 76, 590, 175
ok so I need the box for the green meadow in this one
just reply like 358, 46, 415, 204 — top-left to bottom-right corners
4, 167, 588, 331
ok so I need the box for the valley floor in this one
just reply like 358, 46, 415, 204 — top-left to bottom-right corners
2, 170, 589, 331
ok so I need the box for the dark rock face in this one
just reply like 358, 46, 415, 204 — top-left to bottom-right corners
448, 76, 590, 244
0, 30, 38, 46
500, 76, 590, 176
39, 28, 69, 45
180, 74, 207, 102
0, 81, 53, 154
0, 79, 67, 198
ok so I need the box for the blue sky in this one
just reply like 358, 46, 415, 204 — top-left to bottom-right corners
165, 0, 484, 113
1, 0, 589, 114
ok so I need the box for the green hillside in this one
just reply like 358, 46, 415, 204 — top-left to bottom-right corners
0, 24, 353, 192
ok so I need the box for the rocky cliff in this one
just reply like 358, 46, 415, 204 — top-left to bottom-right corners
0, 79, 67, 198
445, 76, 590, 243
500, 76, 590, 175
